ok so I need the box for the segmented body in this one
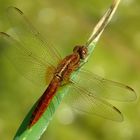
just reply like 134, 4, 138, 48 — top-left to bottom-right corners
29, 48, 86, 127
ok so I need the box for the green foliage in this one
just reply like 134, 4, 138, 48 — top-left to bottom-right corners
0, 0, 139, 140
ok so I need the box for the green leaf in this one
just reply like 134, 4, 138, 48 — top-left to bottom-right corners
13, 0, 121, 139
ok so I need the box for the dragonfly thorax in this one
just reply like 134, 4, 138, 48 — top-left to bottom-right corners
73, 45, 88, 59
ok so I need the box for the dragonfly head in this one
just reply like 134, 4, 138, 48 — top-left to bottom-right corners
73, 45, 88, 59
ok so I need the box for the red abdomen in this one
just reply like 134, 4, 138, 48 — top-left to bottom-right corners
29, 53, 80, 127
29, 77, 61, 127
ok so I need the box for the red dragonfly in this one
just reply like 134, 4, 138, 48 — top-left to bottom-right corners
0, 6, 136, 128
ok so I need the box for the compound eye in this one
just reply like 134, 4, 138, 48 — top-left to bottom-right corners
80, 47, 87, 59
73, 46, 80, 53
73, 45, 87, 59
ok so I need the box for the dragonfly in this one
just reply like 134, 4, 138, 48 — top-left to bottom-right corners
0, 6, 136, 128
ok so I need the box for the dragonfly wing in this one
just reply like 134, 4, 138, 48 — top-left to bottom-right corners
0, 32, 55, 89
70, 70, 137, 101
63, 84, 123, 122
6, 6, 62, 67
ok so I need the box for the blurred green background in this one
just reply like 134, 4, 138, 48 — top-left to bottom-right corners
0, 0, 140, 140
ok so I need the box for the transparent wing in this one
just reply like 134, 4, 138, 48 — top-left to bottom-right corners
70, 70, 137, 101
64, 84, 123, 122
0, 32, 55, 89
7, 6, 62, 67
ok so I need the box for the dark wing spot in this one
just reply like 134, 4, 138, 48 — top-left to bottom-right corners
113, 106, 121, 114
0, 32, 10, 37
125, 85, 135, 92
13, 7, 23, 15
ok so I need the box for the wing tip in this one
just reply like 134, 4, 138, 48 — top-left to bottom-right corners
125, 85, 137, 101
126, 85, 135, 92
113, 106, 121, 114
113, 106, 124, 122
7, 6, 23, 15
0, 32, 10, 37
